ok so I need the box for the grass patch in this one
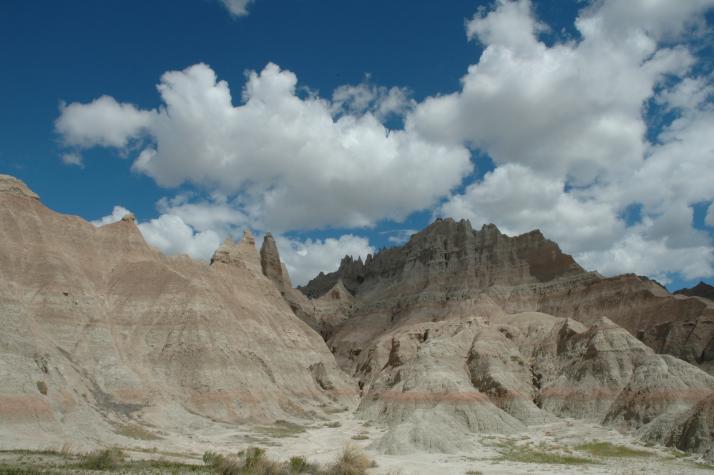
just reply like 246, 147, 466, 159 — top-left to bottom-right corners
0, 449, 209, 474
125, 459, 209, 473
203, 445, 373, 475
496, 441, 593, 466
350, 435, 369, 441
255, 420, 306, 438
323, 422, 341, 428
115, 423, 161, 440
575, 441, 651, 458
324, 445, 375, 475
78, 448, 126, 470
691, 461, 714, 472
670, 449, 689, 459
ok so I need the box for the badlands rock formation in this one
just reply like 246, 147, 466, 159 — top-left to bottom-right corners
301, 218, 714, 375
1, 174, 713, 463
0, 175, 352, 448
676, 281, 714, 301
300, 218, 714, 457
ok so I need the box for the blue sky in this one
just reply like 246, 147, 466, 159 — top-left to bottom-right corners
1, 0, 714, 289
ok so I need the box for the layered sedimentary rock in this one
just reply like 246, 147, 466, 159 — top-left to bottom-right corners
676, 281, 714, 301
0, 175, 353, 447
299, 218, 714, 453
352, 312, 714, 454
3, 174, 713, 460
301, 218, 714, 375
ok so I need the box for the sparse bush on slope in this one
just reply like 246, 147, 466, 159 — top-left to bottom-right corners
203, 445, 373, 475
78, 448, 126, 470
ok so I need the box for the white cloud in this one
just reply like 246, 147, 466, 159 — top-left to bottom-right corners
55, 95, 154, 149
57, 62, 471, 232
439, 164, 623, 253
156, 194, 248, 234
138, 214, 222, 261
409, 0, 695, 185
331, 80, 414, 120
90, 206, 372, 285
58, 0, 714, 285
219, 0, 253, 17
91, 205, 132, 226
61, 153, 83, 167
433, 0, 714, 282
91, 206, 221, 261
576, 224, 714, 284
275, 234, 374, 286
577, 0, 714, 41
383, 229, 418, 245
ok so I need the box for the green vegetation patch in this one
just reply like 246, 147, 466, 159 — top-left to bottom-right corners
495, 440, 594, 466
115, 422, 162, 440
575, 441, 652, 458
255, 420, 306, 438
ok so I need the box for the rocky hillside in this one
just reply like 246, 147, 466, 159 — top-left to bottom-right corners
676, 281, 714, 301
300, 218, 714, 375
0, 175, 353, 448
297, 218, 714, 457
2, 174, 713, 462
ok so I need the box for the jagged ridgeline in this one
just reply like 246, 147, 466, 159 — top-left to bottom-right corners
0, 174, 713, 462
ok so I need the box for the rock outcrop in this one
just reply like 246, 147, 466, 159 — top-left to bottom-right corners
301, 218, 714, 376
676, 281, 714, 301
352, 313, 714, 453
3, 174, 713, 460
297, 218, 714, 454
0, 175, 353, 448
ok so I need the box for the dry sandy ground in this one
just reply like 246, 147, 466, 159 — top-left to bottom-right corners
3, 410, 712, 475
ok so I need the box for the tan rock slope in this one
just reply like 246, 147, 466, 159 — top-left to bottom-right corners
0, 175, 353, 448
299, 218, 714, 456
300, 218, 714, 375
2, 175, 713, 462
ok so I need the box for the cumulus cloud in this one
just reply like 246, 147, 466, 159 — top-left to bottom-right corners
91, 206, 220, 261
61, 152, 83, 167
91, 205, 132, 226
434, 0, 714, 282
57, 62, 471, 232
707, 203, 714, 228
439, 164, 623, 253
91, 206, 370, 285
275, 234, 374, 286
409, 0, 697, 184
576, 224, 714, 285
219, 0, 253, 17
331, 80, 414, 120
55, 96, 154, 149
58, 0, 714, 285
138, 214, 222, 261
383, 229, 418, 245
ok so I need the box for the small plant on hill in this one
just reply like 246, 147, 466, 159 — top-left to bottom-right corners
78, 448, 126, 470
324, 445, 375, 475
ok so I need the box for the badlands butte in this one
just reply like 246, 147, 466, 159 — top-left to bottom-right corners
1, 173, 714, 474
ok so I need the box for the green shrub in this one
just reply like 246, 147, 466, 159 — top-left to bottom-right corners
79, 448, 126, 470
323, 445, 374, 475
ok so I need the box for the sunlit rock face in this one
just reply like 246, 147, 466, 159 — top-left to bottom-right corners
0, 174, 354, 448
